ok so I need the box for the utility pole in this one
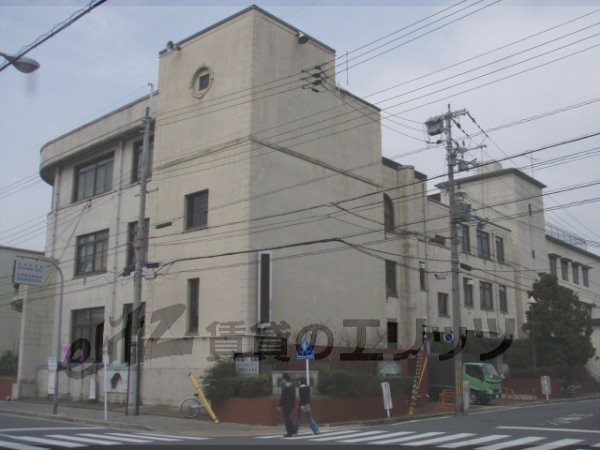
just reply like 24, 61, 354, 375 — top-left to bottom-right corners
425, 104, 481, 416
127, 84, 153, 416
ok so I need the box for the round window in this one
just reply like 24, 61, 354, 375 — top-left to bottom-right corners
191, 66, 212, 98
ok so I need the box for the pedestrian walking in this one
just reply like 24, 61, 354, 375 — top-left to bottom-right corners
293, 376, 319, 435
278, 373, 296, 437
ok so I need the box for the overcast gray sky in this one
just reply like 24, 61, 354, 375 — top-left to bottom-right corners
1, 0, 599, 253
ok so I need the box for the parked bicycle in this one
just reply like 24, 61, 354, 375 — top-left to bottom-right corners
180, 393, 206, 418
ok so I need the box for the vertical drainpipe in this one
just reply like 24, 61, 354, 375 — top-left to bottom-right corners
108, 140, 125, 361
421, 177, 431, 326
49, 167, 61, 259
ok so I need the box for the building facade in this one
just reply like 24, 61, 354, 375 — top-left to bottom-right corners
15, 6, 598, 405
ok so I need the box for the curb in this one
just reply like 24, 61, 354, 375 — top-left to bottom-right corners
0, 408, 153, 431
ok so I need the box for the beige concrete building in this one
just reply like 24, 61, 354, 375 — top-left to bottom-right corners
16, 6, 599, 406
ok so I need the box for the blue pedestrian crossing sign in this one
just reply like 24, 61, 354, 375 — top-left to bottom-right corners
296, 338, 315, 360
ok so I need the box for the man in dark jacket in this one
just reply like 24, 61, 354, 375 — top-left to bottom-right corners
278, 373, 296, 437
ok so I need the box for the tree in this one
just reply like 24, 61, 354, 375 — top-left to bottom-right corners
522, 273, 594, 378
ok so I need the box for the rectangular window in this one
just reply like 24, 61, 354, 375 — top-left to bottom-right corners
419, 261, 426, 291
123, 303, 145, 363
71, 307, 104, 363
385, 260, 397, 297
258, 252, 272, 324
583, 267, 589, 287
74, 155, 113, 202
463, 278, 473, 308
188, 278, 199, 333
431, 234, 446, 246
499, 285, 508, 313
477, 230, 490, 259
572, 264, 579, 284
561, 259, 569, 281
480, 282, 493, 310
549, 256, 558, 277
460, 225, 470, 253
131, 136, 154, 183
185, 190, 209, 230
126, 219, 149, 269
495, 236, 505, 264
75, 230, 109, 276
387, 321, 398, 349
438, 293, 449, 317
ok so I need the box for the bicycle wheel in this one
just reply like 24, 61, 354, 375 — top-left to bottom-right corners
180, 397, 202, 418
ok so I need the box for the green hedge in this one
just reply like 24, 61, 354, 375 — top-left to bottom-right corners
0, 350, 18, 376
317, 367, 413, 397
201, 359, 271, 404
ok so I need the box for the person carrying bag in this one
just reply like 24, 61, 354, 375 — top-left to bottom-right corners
293, 376, 319, 435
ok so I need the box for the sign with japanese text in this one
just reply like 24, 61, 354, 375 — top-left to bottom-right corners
13, 257, 46, 286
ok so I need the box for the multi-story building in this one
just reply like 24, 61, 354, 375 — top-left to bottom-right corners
14, 5, 598, 406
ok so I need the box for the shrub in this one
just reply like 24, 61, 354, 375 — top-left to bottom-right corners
0, 350, 18, 376
318, 367, 412, 397
201, 358, 271, 403
235, 375, 271, 397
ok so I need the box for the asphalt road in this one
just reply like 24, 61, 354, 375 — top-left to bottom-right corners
0, 398, 598, 449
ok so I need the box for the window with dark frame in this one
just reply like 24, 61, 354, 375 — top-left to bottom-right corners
495, 236, 505, 264
188, 278, 199, 333
549, 256, 558, 277
431, 234, 446, 246
583, 267, 589, 287
460, 225, 470, 253
74, 155, 113, 202
477, 229, 490, 259
198, 73, 210, 91
123, 303, 146, 363
383, 194, 395, 234
70, 307, 104, 364
463, 278, 473, 308
385, 260, 397, 297
131, 136, 154, 183
75, 230, 109, 276
480, 281, 493, 310
126, 219, 149, 269
561, 259, 569, 281
572, 264, 579, 284
185, 190, 209, 230
499, 285, 508, 313
387, 321, 398, 349
438, 293, 449, 317
419, 261, 426, 291
258, 252, 271, 324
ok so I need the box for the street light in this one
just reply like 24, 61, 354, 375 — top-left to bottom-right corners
0, 51, 40, 73
527, 296, 538, 370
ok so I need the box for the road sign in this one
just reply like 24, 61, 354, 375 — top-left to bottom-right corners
13, 257, 46, 286
443, 331, 454, 343
296, 338, 315, 360
381, 382, 393, 418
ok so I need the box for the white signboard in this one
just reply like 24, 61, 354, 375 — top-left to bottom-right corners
13, 257, 46, 286
541, 375, 551, 400
235, 355, 260, 376
47, 357, 57, 395
381, 381, 393, 418
105, 368, 128, 393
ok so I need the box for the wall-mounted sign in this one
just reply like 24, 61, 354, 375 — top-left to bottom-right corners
105, 368, 128, 393
234, 354, 259, 376
13, 257, 46, 286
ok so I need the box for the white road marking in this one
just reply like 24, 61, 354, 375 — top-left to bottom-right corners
404, 433, 476, 446
341, 431, 415, 443
392, 416, 451, 425
285, 428, 359, 440
0, 439, 48, 450
372, 432, 445, 445
524, 438, 584, 449
134, 432, 209, 440
0, 427, 104, 432
46, 434, 122, 445
477, 436, 546, 449
78, 433, 154, 443
9, 435, 85, 448
498, 426, 600, 434
439, 435, 511, 448
255, 429, 348, 439
591, 442, 600, 447
109, 432, 179, 442
310, 430, 387, 441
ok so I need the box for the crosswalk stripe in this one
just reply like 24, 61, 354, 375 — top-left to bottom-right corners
592, 443, 600, 448
477, 436, 546, 449
0, 439, 48, 450
78, 433, 154, 443
134, 432, 209, 440
524, 439, 584, 450
285, 428, 358, 440
9, 435, 85, 448
439, 435, 511, 448
310, 430, 387, 442
372, 432, 445, 445
46, 434, 122, 446
404, 433, 476, 446
340, 431, 415, 444
256, 431, 314, 439
110, 432, 179, 442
